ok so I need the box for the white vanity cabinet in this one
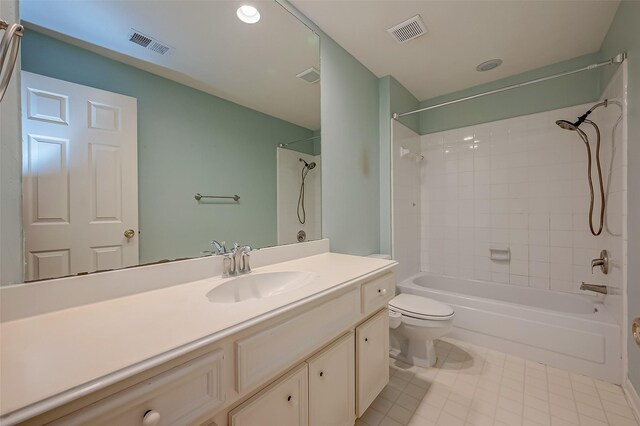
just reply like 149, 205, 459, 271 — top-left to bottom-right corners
17, 269, 396, 426
228, 364, 309, 426
356, 308, 390, 417
307, 332, 355, 426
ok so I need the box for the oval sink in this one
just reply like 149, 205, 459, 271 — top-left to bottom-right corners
206, 271, 316, 303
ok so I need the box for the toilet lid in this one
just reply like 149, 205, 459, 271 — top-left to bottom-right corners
389, 294, 454, 320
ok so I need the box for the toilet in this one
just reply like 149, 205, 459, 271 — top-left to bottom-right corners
388, 293, 455, 368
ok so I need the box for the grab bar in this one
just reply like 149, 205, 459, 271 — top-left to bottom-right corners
194, 193, 240, 202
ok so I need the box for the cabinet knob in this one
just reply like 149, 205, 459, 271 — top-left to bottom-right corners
142, 410, 161, 426
319, 371, 324, 377
287, 395, 297, 406
364, 338, 369, 342
378, 288, 387, 296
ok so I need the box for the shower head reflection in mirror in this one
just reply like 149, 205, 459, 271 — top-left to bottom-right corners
297, 158, 317, 224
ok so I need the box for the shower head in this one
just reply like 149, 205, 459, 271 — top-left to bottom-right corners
556, 99, 609, 131
299, 158, 316, 170
556, 120, 578, 131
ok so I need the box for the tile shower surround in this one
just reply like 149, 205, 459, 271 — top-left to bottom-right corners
419, 101, 624, 304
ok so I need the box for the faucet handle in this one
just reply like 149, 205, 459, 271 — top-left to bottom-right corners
241, 252, 251, 274
222, 255, 232, 278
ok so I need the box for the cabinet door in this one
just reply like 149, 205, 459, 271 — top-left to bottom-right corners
356, 309, 389, 417
229, 364, 308, 426
307, 332, 355, 426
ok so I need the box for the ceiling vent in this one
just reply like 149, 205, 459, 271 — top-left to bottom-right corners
128, 29, 172, 55
387, 15, 427, 44
296, 67, 320, 84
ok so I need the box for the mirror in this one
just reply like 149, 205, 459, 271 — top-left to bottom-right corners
2, 0, 320, 284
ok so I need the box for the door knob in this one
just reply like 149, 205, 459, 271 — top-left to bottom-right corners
633, 318, 640, 347
124, 229, 136, 239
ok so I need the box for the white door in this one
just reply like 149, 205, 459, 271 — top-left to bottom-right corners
307, 332, 355, 426
356, 309, 390, 417
21, 71, 138, 280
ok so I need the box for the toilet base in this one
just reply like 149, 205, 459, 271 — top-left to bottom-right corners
389, 329, 438, 368
390, 351, 438, 369
406, 339, 437, 368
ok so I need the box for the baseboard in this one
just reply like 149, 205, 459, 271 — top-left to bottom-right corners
624, 378, 640, 422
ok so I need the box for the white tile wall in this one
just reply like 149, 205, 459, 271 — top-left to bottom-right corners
393, 121, 422, 281
276, 148, 321, 245
419, 95, 625, 306
596, 64, 627, 328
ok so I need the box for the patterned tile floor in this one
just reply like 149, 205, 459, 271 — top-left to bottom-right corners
357, 338, 639, 426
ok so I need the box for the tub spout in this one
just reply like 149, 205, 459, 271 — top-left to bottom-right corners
580, 282, 608, 295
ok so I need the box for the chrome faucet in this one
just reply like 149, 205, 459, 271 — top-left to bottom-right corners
210, 240, 226, 255
580, 282, 608, 294
591, 249, 609, 274
225, 243, 251, 277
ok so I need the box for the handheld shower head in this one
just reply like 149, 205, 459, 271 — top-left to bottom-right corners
299, 158, 316, 170
556, 102, 608, 237
556, 120, 578, 131
557, 99, 609, 131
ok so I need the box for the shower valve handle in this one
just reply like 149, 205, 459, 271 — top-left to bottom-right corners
591, 250, 609, 275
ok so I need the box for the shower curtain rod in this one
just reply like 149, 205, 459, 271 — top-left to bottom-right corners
392, 52, 627, 119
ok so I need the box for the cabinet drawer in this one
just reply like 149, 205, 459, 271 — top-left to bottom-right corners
229, 364, 308, 426
236, 288, 359, 393
51, 350, 224, 426
361, 273, 395, 315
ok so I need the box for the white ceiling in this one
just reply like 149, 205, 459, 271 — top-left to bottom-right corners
21, 0, 320, 130
291, 0, 619, 101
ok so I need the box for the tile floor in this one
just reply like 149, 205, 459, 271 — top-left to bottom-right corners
357, 338, 639, 426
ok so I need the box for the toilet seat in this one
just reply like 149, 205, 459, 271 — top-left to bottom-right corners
389, 294, 454, 321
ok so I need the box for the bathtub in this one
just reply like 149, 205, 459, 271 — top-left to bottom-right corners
398, 273, 621, 384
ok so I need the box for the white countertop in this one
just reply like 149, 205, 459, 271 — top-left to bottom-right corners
0, 252, 395, 420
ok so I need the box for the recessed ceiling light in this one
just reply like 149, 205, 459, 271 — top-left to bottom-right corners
476, 59, 503, 72
237, 5, 260, 24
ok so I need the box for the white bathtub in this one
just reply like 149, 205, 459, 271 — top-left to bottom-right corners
398, 273, 621, 383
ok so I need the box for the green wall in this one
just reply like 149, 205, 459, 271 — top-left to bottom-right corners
281, 0, 382, 256
21, 30, 313, 263
319, 36, 381, 255
418, 53, 602, 134
599, 0, 640, 393
379, 76, 419, 255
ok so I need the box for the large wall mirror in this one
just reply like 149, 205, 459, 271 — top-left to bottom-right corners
2, 0, 320, 284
